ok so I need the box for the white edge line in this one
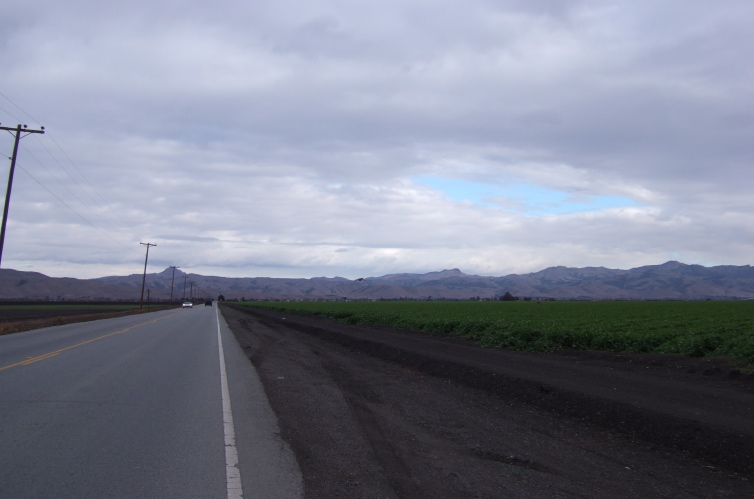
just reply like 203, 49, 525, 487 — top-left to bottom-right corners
217, 306, 244, 499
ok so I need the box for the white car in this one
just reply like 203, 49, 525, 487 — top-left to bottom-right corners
182, 302, 193, 308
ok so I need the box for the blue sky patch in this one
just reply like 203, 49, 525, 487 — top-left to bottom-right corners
416, 177, 637, 215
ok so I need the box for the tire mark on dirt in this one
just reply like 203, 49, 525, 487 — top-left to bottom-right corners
318, 356, 422, 497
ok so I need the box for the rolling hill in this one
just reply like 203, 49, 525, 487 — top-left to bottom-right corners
2, 261, 753, 301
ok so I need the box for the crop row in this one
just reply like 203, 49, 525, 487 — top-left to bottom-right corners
237, 300, 754, 365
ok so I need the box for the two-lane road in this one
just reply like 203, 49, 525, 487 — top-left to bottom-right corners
0, 305, 301, 498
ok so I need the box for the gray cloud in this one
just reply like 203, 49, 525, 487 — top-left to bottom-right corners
1, 0, 752, 279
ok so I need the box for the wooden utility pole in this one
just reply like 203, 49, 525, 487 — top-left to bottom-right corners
139, 242, 156, 310
0, 124, 45, 267
169, 265, 179, 303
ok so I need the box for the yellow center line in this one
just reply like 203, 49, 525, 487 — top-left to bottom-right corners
0, 312, 182, 372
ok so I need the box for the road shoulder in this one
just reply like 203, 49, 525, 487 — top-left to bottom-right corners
222, 304, 754, 498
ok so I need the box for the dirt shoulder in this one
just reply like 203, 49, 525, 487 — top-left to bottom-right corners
222, 304, 754, 498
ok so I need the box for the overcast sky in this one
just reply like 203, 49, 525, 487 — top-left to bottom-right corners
1, 0, 752, 279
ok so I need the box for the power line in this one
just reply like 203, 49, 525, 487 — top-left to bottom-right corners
17, 164, 138, 253
19, 140, 137, 242
35, 133, 137, 234
0, 94, 141, 256
0, 92, 41, 126
0, 105, 24, 124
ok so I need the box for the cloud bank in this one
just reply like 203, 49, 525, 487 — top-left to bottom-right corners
1, 0, 752, 278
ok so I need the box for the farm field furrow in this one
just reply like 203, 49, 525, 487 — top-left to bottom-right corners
0, 303, 169, 335
239, 300, 754, 365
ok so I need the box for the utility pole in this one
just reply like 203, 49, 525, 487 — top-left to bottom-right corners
182, 275, 188, 301
139, 242, 156, 310
169, 265, 179, 302
0, 123, 45, 268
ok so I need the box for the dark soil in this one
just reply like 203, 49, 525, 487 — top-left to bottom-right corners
221, 304, 754, 499
0, 306, 173, 335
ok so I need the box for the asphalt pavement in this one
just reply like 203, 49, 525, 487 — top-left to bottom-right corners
0, 305, 301, 498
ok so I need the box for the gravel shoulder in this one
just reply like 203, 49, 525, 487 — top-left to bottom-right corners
221, 304, 754, 498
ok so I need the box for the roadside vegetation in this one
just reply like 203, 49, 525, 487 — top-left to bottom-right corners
236, 300, 754, 365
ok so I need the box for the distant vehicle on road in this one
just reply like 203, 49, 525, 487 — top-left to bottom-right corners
205, 300, 212, 306
182, 302, 193, 308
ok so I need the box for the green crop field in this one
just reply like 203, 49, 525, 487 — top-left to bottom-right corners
236, 300, 754, 365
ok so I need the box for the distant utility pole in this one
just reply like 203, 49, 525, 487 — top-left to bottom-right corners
0, 123, 45, 268
182, 275, 188, 300
139, 242, 156, 310
169, 266, 179, 302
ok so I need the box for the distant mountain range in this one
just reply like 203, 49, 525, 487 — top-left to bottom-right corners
2, 261, 754, 301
